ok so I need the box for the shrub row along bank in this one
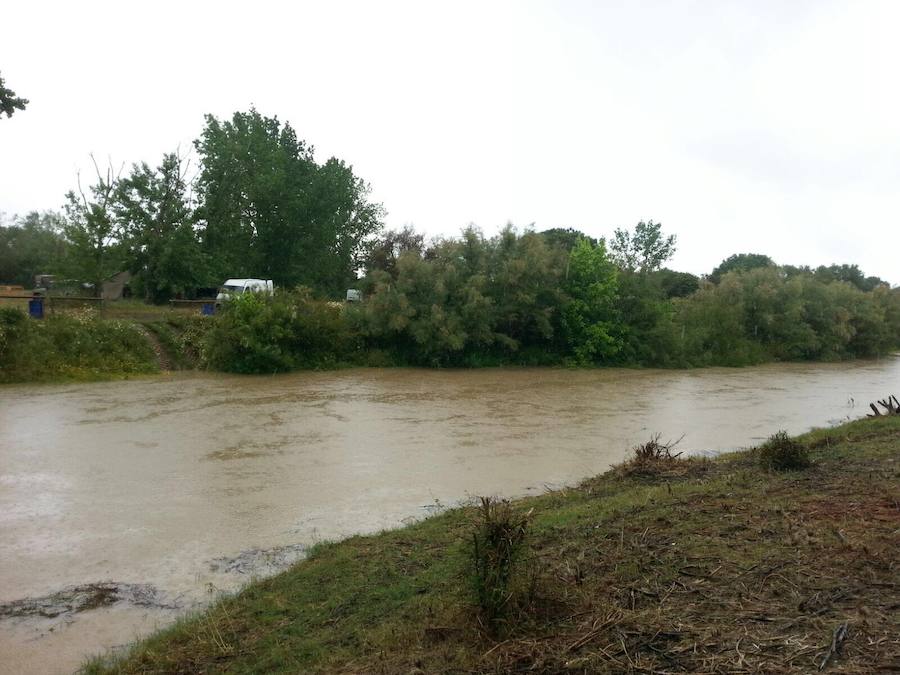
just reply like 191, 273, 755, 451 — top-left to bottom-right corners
3, 235, 898, 381
355, 228, 900, 368
84, 416, 900, 673
204, 246, 900, 373
0, 307, 157, 383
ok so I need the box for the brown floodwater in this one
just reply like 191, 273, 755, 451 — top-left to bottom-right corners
1, 361, 898, 673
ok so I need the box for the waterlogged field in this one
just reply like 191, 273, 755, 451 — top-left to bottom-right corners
1, 360, 899, 673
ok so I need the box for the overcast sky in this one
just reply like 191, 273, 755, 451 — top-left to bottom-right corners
2, 0, 898, 281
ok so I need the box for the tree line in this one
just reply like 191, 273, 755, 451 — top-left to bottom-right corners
1, 106, 897, 371
350, 226, 897, 367
195, 222, 899, 372
0, 109, 383, 301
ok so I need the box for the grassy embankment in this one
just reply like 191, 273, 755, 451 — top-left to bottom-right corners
0, 307, 158, 383
0, 303, 212, 383
86, 416, 899, 673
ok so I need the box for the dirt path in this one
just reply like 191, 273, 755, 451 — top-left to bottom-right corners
133, 323, 172, 371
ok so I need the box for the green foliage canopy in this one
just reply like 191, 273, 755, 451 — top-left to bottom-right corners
709, 253, 775, 283
0, 212, 69, 285
194, 109, 383, 295
0, 72, 28, 119
62, 158, 124, 293
114, 153, 207, 302
610, 220, 676, 273
561, 238, 620, 364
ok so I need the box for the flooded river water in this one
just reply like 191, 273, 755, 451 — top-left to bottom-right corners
1, 361, 898, 673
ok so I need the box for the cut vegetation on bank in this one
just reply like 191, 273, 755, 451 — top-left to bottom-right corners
86, 415, 900, 674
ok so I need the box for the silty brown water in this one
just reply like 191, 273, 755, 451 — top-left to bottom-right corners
1, 360, 898, 673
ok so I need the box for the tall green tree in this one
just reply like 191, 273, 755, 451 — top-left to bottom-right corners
606, 222, 679, 364
609, 220, 676, 273
0, 211, 68, 285
0, 72, 28, 119
194, 109, 383, 293
538, 227, 596, 253
656, 268, 699, 298
307, 157, 384, 294
614, 271, 679, 365
709, 253, 775, 283
673, 276, 763, 366
357, 248, 495, 365
812, 263, 886, 292
488, 226, 566, 352
114, 152, 207, 302
561, 238, 620, 364
62, 157, 123, 294
364, 225, 426, 278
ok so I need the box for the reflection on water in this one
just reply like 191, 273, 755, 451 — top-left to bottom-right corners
1, 360, 898, 673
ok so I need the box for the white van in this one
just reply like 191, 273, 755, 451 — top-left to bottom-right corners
216, 279, 275, 303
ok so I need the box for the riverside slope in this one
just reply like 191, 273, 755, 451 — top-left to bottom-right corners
86, 415, 900, 674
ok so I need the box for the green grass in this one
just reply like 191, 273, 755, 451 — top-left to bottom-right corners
0, 302, 218, 383
84, 416, 900, 673
0, 307, 159, 383
100, 299, 193, 322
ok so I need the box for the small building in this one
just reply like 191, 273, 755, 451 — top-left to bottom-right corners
101, 271, 132, 300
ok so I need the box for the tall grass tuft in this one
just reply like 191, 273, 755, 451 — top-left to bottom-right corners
631, 433, 683, 462
616, 433, 693, 478
470, 496, 531, 629
759, 430, 810, 471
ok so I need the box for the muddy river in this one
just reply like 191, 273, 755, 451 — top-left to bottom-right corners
1, 361, 898, 673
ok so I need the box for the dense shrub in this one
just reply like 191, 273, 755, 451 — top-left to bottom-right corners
202, 289, 359, 373
673, 270, 900, 366
759, 431, 810, 471
356, 229, 900, 369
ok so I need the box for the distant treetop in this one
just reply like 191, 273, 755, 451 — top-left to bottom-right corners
709, 253, 775, 283
609, 220, 676, 273
538, 227, 597, 252
0, 72, 28, 119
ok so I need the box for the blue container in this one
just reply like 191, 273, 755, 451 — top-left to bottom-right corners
28, 298, 44, 319
201, 302, 215, 316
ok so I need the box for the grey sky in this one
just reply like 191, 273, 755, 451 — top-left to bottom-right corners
2, 0, 898, 282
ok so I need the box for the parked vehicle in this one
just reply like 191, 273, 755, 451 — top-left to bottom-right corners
216, 279, 275, 304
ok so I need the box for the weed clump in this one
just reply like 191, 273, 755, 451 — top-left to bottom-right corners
759, 430, 810, 471
632, 434, 683, 462
616, 433, 690, 478
470, 496, 531, 629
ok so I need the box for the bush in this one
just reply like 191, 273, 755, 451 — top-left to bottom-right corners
202, 289, 359, 374
759, 431, 810, 471
0, 307, 28, 360
616, 434, 694, 478
470, 496, 531, 629
632, 434, 683, 462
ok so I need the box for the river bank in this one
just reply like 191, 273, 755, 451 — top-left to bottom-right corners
2, 364, 898, 673
0, 308, 159, 384
84, 414, 900, 673
3, 290, 900, 384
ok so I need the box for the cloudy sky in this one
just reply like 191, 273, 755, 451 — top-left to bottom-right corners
2, 0, 898, 281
